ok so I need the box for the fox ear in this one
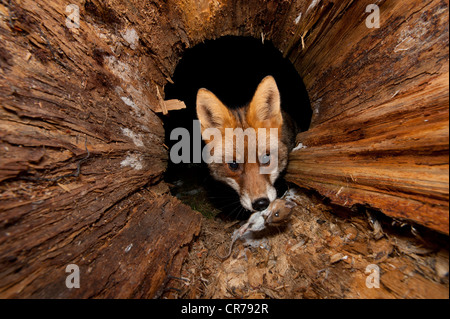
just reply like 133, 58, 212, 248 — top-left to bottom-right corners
196, 88, 235, 133
247, 76, 283, 129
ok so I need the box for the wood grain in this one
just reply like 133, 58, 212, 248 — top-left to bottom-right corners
0, 0, 199, 298
0, 0, 448, 298
281, 0, 449, 234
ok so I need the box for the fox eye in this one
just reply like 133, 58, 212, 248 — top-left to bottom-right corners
274, 212, 279, 217
260, 154, 271, 166
228, 161, 240, 171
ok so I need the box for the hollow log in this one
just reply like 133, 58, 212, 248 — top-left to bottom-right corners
283, 0, 449, 234
0, 0, 448, 298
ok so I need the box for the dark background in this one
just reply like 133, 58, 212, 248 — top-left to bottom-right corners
164, 35, 312, 144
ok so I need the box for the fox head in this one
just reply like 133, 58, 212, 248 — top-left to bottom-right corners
196, 76, 289, 212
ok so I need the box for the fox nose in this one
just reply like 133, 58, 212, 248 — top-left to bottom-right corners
252, 198, 270, 211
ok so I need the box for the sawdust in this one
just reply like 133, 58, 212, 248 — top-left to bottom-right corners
162, 187, 449, 299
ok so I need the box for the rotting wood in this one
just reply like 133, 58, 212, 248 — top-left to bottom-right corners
282, 0, 449, 234
156, 99, 187, 113
0, 0, 199, 298
0, 0, 448, 299
156, 86, 168, 115
173, 189, 449, 299
0, 188, 201, 298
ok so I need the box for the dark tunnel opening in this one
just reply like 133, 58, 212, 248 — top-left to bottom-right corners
162, 36, 312, 220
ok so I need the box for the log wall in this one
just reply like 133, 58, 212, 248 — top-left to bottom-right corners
281, 0, 449, 234
0, 0, 448, 298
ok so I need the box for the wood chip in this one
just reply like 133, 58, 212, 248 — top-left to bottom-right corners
330, 253, 348, 264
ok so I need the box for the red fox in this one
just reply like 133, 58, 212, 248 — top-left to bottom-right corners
196, 76, 297, 212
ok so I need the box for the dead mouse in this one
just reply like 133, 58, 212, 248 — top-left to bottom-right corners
216, 230, 241, 260
216, 211, 265, 260
217, 199, 296, 260
265, 199, 296, 226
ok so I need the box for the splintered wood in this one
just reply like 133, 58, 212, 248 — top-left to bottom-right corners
0, 0, 198, 298
284, 0, 449, 235
1, 186, 201, 298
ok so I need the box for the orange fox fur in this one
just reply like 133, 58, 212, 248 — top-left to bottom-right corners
196, 76, 297, 211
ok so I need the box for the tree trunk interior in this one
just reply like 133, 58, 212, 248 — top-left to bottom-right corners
0, 0, 448, 298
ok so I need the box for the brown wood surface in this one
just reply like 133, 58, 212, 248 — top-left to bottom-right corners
0, 0, 200, 298
0, 0, 448, 298
281, 0, 449, 234
1, 187, 202, 298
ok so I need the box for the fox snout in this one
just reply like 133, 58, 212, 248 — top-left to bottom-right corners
239, 183, 277, 212
208, 161, 279, 212
237, 163, 278, 211
240, 184, 278, 212
252, 198, 270, 211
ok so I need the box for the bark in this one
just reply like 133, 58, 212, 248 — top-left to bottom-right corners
0, 0, 199, 298
280, 0, 449, 234
0, 0, 448, 298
